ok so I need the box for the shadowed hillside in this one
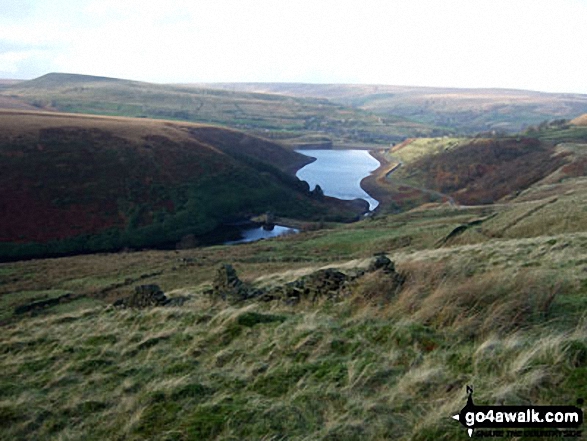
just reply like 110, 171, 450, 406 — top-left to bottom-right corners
398, 137, 567, 205
0, 110, 363, 260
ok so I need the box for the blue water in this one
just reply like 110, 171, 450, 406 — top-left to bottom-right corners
224, 225, 299, 245
295, 149, 380, 210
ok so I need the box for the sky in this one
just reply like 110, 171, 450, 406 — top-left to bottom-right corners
1, 0, 586, 93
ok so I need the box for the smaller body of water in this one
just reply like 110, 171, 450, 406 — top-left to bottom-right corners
295, 149, 380, 211
224, 225, 298, 245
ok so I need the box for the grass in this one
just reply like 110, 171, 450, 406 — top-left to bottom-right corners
388, 137, 466, 165
1, 253, 585, 440
1, 162, 586, 439
1, 100, 587, 438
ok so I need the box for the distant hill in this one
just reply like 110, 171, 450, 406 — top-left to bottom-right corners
0, 110, 362, 260
201, 83, 587, 134
0, 73, 442, 147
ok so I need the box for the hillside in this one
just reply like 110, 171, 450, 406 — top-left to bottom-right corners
0, 110, 363, 260
1, 142, 586, 438
2, 81, 587, 440
0, 73, 442, 147
202, 83, 587, 134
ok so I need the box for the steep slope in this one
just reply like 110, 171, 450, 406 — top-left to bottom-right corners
0, 110, 361, 260
1, 73, 442, 146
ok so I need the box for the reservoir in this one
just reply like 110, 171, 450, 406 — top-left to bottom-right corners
224, 225, 298, 245
295, 149, 380, 211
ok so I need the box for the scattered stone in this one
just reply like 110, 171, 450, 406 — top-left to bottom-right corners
209, 257, 405, 305
267, 268, 351, 304
210, 264, 262, 301
113, 284, 168, 308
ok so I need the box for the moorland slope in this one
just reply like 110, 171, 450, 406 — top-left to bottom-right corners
0, 110, 363, 260
571, 113, 587, 126
1, 127, 586, 439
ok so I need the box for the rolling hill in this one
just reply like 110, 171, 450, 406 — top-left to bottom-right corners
0, 110, 363, 260
0, 73, 442, 147
200, 83, 587, 134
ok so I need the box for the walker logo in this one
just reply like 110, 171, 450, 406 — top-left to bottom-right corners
452, 386, 584, 438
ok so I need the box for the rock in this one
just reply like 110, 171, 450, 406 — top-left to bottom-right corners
368, 254, 395, 273
270, 268, 351, 304
113, 284, 168, 308
213, 264, 242, 291
363, 255, 405, 300
210, 264, 260, 301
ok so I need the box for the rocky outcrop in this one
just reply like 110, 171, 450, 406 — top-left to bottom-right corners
367, 254, 395, 273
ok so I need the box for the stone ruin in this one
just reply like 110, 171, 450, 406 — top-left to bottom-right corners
113, 284, 167, 308
209, 254, 404, 305
210, 263, 262, 302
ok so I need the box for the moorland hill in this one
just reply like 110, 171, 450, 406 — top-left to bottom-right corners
202, 82, 587, 134
0, 110, 363, 260
571, 113, 587, 126
0, 73, 441, 147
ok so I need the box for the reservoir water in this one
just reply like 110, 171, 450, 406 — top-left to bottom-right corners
224, 225, 298, 245
295, 149, 380, 211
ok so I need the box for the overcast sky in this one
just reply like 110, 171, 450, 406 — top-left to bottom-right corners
1, 0, 586, 93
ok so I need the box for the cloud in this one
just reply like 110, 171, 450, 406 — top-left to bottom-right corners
0, 0, 586, 93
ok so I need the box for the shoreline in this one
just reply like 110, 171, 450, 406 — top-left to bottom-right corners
361, 149, 401, 213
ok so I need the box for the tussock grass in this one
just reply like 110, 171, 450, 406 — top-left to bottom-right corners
2, 248, 585, 440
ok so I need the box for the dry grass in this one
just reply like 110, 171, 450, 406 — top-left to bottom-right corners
1, 231, 586, 440
0, 109, 212, 144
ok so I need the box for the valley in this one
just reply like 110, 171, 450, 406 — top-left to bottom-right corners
1, 73, 586, 440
